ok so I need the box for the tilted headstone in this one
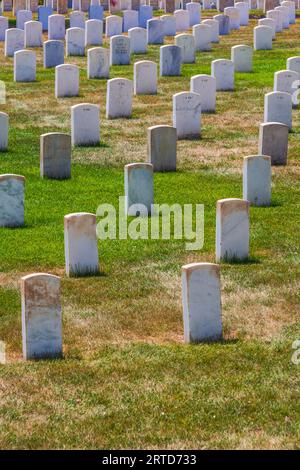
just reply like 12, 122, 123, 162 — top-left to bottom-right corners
123, 9, 139, 32
213, 14, 230, 35
14, 50, 36, 82
0, 112, 8, 151
231, 45, 253, 72
139, 5, 153, 29
64, 212, 99, 276
254, 25, 272, 50
258, 18, 276, 39
134, 60, 157, 95
211, 59, 234, 91
147, 125, 177, 172
21, 274, 62, 360
44, 40, 64, 68
258, 122, 288, 165
106, 78, 133, 118
201, 19, 219, 43
161, 15, 176, 36
224, 6, 240, 30
264, 91, 292, 129
106, 15, 123, 36
175, 33, 195, 64
66, 27, 85, 56
16, 9, 32, 30
174, 9, 190, 32
40, 133, 71, 179
0, 174, 25, 227
55, 64, 79, 97
128, 27, 147, 53
243, 155, 271, 206
110, 35, 130, 65
48, 14, 65, 40
190, 74, 216, 113
147, 18, 164, 44
181, 263, 222, 343
186, 2, 201, 26
85, 19, 103, 45
24, 20, 42, 47
193, 24, 212, 52
160, 45, 181, 76
216, 198, 250, 262
71, 103, 100, 146
0, 16, 9, 42
124, 163, 154, 216
173, 91, 201, 139
87, 46, 110, 79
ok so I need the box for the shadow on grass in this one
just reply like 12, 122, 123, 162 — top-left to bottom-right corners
68, 269, 107, 279
220, 256, 261, 265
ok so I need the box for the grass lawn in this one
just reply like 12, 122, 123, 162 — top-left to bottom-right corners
0, 10, 299, 449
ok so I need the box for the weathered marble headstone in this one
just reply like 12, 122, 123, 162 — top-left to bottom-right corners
87, 46, 109, 78
274, 70, 299, 107
266, 9, 283, 33
231, 45, 253, 72
181, 262, 222, 343
85, 19, 103, 45
48, 14, 65, 40
128, 27, 147, 53
57, 0, 68, 14
193, 24, 211, 51
254, 25, 272, 50
147, 125, 177, 171
243, 155, 271, 206
173, 91, 201, 139
235, 2, 249, 26
161, 14, 176, 36
38, 6, 53, 31
258, 18, 276, 39
66, 27, 85, 56
105, 15, 123, 36
139, 5, 153, 29
124, 163, 154, 216
71, 103, 100, 146
258, 122, 288, 165
264, 91, 292, 129
190, 74, 216, 113
160, 45, 181, 76
16, 9, 32, 30
110, 35, 130, 65
21, 273, 62, 360
134, 60, 157, 95
0, 112, 8, 151
14, 50, 36, 82
44, 40, 64, 68
287, 56, 300, 76
24, 20, 42, 47
123, 9, 139, 32
64, 212, 99, 276
211, 59, 234, 91
0, 16, 9, 42
186, 2, 201, 26
0, 174, 25, 227
224, 6, 240, 30
40, 133, 71, 179
5, 28, 24, 57
70, 11, 85, 29
147, 18, 164, 44
201, 19, 219, 43
174, 9, 189, 32
55, 64, 79, 97
89, 4, 104, 19
216, 198, 250, 262
213, 14, 230, 35
175, 33, 195, 63
274, 6, 289, 28
106, 78, 133, 118
281, 1, 295, 24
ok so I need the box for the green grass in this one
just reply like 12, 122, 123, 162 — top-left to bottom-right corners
0, 13, 299, 449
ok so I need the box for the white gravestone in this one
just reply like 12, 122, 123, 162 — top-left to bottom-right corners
266, 10, 283, 33
70, 11, 85, 29
85, 19, 103, 46
14, 50, 36, 82
40, 133, 71, 179
48, 14, 65, 40
161, 15, 176, 36
224, 6, 240, 29
274, 70, 299, 107
258, 18, 276, 39
264, 91, 292, 129
123, 10, 139, 32
64, 213, 99, 276
231, 45, 253, 72
173, 91, 201, 139
243, 155, 271, 206
16, 9, 32, 29
174, 9, 189, 32
134, 60, 157, 95
0, 174, 25, 227
21, 274, 62, 360
258, 122, 289, 165
106, 15, 123, 37
66, 27, 85, 56
147, 18, 164, 44
254, 25, 272, 50
147, 125, 177, 171
216, 198, 250, 262
287, 56, 300, 76
281, 1, 295, 24
160, 45, 181, 76
88, 46, 110, 79
175, 33, 195, 63
0, 16, 9, 41
274, 6, 289, 28
193, 24, 211, 52
55, 64, 79, 97
181, 263, 222, 343
201, 19, 219, 43
71, 103, 100, 146
44, 40, 64, 68
124, 163, 154, 216
110, 35, 130, 65
186, 2, 201, 27
0, 112, 8, 151
211, 59, 234, 91
24, 20, 42, 47
128, 27, 147, 53
235, 2, 249, 26
106, 78, 133, 118
5, 28, 24, 57
190, 74, 216, 113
